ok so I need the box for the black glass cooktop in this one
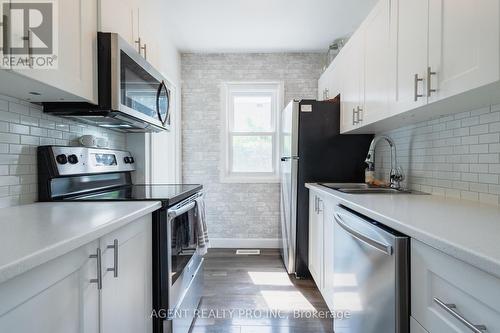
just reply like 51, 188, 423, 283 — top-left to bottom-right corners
67, 184, 202, 207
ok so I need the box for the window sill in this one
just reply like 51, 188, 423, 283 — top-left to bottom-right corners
219, 175, 280, 184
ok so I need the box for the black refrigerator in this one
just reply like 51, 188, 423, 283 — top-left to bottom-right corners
279, 99, 373, 278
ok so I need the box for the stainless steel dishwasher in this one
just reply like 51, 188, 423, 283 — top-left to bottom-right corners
332, 205, 409, 333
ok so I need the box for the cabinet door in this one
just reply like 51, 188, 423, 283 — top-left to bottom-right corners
340, 31, 364, 132
308, 193, 323, 289
318, 68, 330, 101
428, 0, 500, 103
391, 0, 428, 114
99, 0, 136, 48
0, 1, 10, 70
322, 198, 335, 310
363, 0, 392, 124
101, 215, 152, 333
0, 241, 99, 333
13, 0, 97, 102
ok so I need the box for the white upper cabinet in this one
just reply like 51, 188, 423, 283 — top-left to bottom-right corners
427, 0, 500, 103
99, 0, 136, 47
322, 0, 500, 133
391, 0, 429, 115
318, 65, 331, 100
2, 0, 98, 103
363, 0, 392, 124
0, 2, 10, 70
99, 0, 167, 74
340, 31, 365, 132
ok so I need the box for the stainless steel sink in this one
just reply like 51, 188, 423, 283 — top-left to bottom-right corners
318, 183, 428, 195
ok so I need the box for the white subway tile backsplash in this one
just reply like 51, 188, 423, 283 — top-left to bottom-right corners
8, 102, 30, 115
0, 94, 126, 207
0, 133, 20, 144
9, 123, 30, 135
377, 105, 500, 205
480, 112, 500, 124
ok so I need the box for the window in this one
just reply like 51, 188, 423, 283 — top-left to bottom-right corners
221, 82, 284, 183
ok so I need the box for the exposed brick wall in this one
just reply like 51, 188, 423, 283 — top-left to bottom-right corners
375, 105, 500, 206
0, 94, 126, 208
181, 53, 325, 240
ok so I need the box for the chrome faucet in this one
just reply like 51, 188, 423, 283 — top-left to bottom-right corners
365, 135, 405, 189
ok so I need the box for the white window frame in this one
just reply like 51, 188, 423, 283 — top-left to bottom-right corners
220, 81, 284, 183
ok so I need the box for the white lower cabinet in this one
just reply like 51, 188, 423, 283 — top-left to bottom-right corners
0, 240, 99, 333
308, 192, 324, 289
308, 189, 337, 311
321, 199, 335, 310
101, 215, 152, 333
0, 214, 152, 333
411, 239, 500, 333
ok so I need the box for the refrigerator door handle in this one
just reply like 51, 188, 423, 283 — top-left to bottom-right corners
280, 156, 300, 161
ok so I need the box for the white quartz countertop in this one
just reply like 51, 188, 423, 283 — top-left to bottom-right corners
0, 201, 161, 284
306, 183, 500, 279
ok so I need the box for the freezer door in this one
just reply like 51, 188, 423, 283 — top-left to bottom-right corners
279, 101, 299, 274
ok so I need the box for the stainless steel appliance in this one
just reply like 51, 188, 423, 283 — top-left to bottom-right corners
43, 33, 172, 132
332, 205, 409, 333
279, 99, 373, 277
37, 146, 203, 333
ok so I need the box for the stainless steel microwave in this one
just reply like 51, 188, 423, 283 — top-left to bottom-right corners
43, 32, 171, 132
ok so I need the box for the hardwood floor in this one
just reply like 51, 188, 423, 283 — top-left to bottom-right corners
190, 249, 333, 333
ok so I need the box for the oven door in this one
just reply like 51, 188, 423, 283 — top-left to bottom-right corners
153, 194, 204, 333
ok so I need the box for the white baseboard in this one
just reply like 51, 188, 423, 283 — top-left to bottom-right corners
210, 238, 280, 249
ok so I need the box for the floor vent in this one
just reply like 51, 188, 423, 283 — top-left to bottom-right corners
236, 249, 261, 255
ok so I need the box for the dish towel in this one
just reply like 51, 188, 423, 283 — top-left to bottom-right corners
195, 195, 209, 256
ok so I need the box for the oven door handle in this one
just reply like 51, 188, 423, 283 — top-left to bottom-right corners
168, 201, 196, 219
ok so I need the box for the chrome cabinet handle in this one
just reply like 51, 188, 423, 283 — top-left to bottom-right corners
414, 74, 424, 101
334, 213, 393, 255
352, 108, 358, 125
141, 44, 147, 60
134, 37, 142, 54
317, 198, 323, 213
357, 106, 363, 122
427, 67, 437, 97
324, 88, 329, 100
434, 298, 487, 333
314, 196, 318, 213
107, 239, 118, 278
89, 248, 102, 290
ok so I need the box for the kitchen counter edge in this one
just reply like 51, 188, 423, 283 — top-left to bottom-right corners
306, 183, 500, 280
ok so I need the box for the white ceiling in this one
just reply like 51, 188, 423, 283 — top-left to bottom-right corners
164, 0, 379, 53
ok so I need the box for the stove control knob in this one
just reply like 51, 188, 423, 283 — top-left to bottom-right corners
124, 156, 131, 164
129, 157, 134, 164
67, 154, 79, 164
56, 154, 67, 165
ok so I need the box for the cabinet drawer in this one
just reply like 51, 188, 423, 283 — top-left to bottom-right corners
411, 240, 500, 333
411, 316, 429, 333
